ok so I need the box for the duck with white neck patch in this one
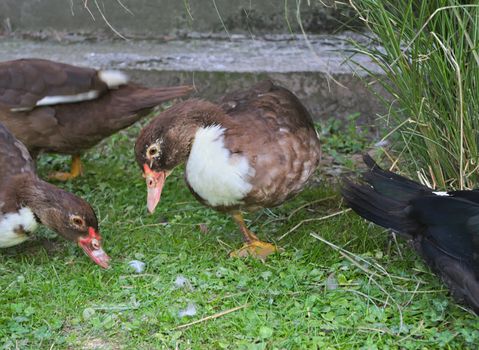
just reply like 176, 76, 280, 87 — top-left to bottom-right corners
186, 124, 255, 207
0, 121, 110, 268
135, 81, 321, 259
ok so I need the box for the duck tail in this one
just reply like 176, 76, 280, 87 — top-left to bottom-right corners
122, 84, 194, 112
341, 154, 428, 236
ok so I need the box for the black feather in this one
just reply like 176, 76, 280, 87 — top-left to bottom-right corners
341, 154, 479, 314
447, 190, 479, 204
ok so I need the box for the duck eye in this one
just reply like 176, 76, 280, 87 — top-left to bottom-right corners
71, 216, 84, 227
147, 145, 160, 158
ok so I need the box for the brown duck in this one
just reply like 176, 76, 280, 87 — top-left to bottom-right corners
135, 81, 321, 259
0, 121, 110, 268
0, 58, 192, 180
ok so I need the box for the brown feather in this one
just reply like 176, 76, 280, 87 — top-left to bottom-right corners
135, 80, 321, 213
0, 121, 100, 242
0, 59, 192, 156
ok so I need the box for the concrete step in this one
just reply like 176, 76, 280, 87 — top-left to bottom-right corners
0, 33, 386, 122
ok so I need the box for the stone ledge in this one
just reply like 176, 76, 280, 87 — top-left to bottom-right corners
0, 34, 386, 123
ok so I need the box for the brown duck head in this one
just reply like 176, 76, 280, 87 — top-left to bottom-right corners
16, 174, 110, 268
134, 100, 219, 213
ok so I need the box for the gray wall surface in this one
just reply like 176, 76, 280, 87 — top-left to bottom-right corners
0, 1, 382, 123
0, 0, 361, 37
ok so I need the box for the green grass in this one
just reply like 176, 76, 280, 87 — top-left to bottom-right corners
0, 118, 478, 349
350, 1, 479, 189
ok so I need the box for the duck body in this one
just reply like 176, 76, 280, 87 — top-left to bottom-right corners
0, 58, 192, 179
0, 121, 110, 267
135, 81, 321, 258
183, 82, 321, 211
342, 155, 479, 313
0, 123, 37, 247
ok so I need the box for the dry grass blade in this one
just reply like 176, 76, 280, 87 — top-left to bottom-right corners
92, 0, 128, 40
287, 196, 337, 220
173, 303, 249, 330
310, 232, 405, 332
278, 209, 351, 241
212, 0, 230, 39
349, 1, 479, 189
115, 0, 133, 15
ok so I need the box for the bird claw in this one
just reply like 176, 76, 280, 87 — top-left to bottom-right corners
230, 240, 279, 260
47, 171, 79, 181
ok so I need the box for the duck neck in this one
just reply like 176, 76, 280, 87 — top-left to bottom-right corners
167, 100, 226, 164
13, 174, 57, 225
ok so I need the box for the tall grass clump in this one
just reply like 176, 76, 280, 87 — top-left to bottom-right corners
350, 1, 479, 189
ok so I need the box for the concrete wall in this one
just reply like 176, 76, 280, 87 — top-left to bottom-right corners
0, 0, 361, 37
0, 1, 383, 123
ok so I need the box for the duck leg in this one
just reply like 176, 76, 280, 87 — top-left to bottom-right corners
229, 212, 278, 259
48, 155, 83, 181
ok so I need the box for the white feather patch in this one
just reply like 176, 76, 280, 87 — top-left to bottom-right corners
433, 191, 450, 196
36, 90, 100, 106
186, 125, 253, 207
0, 207, 38, 248
98, 70, 129, 88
